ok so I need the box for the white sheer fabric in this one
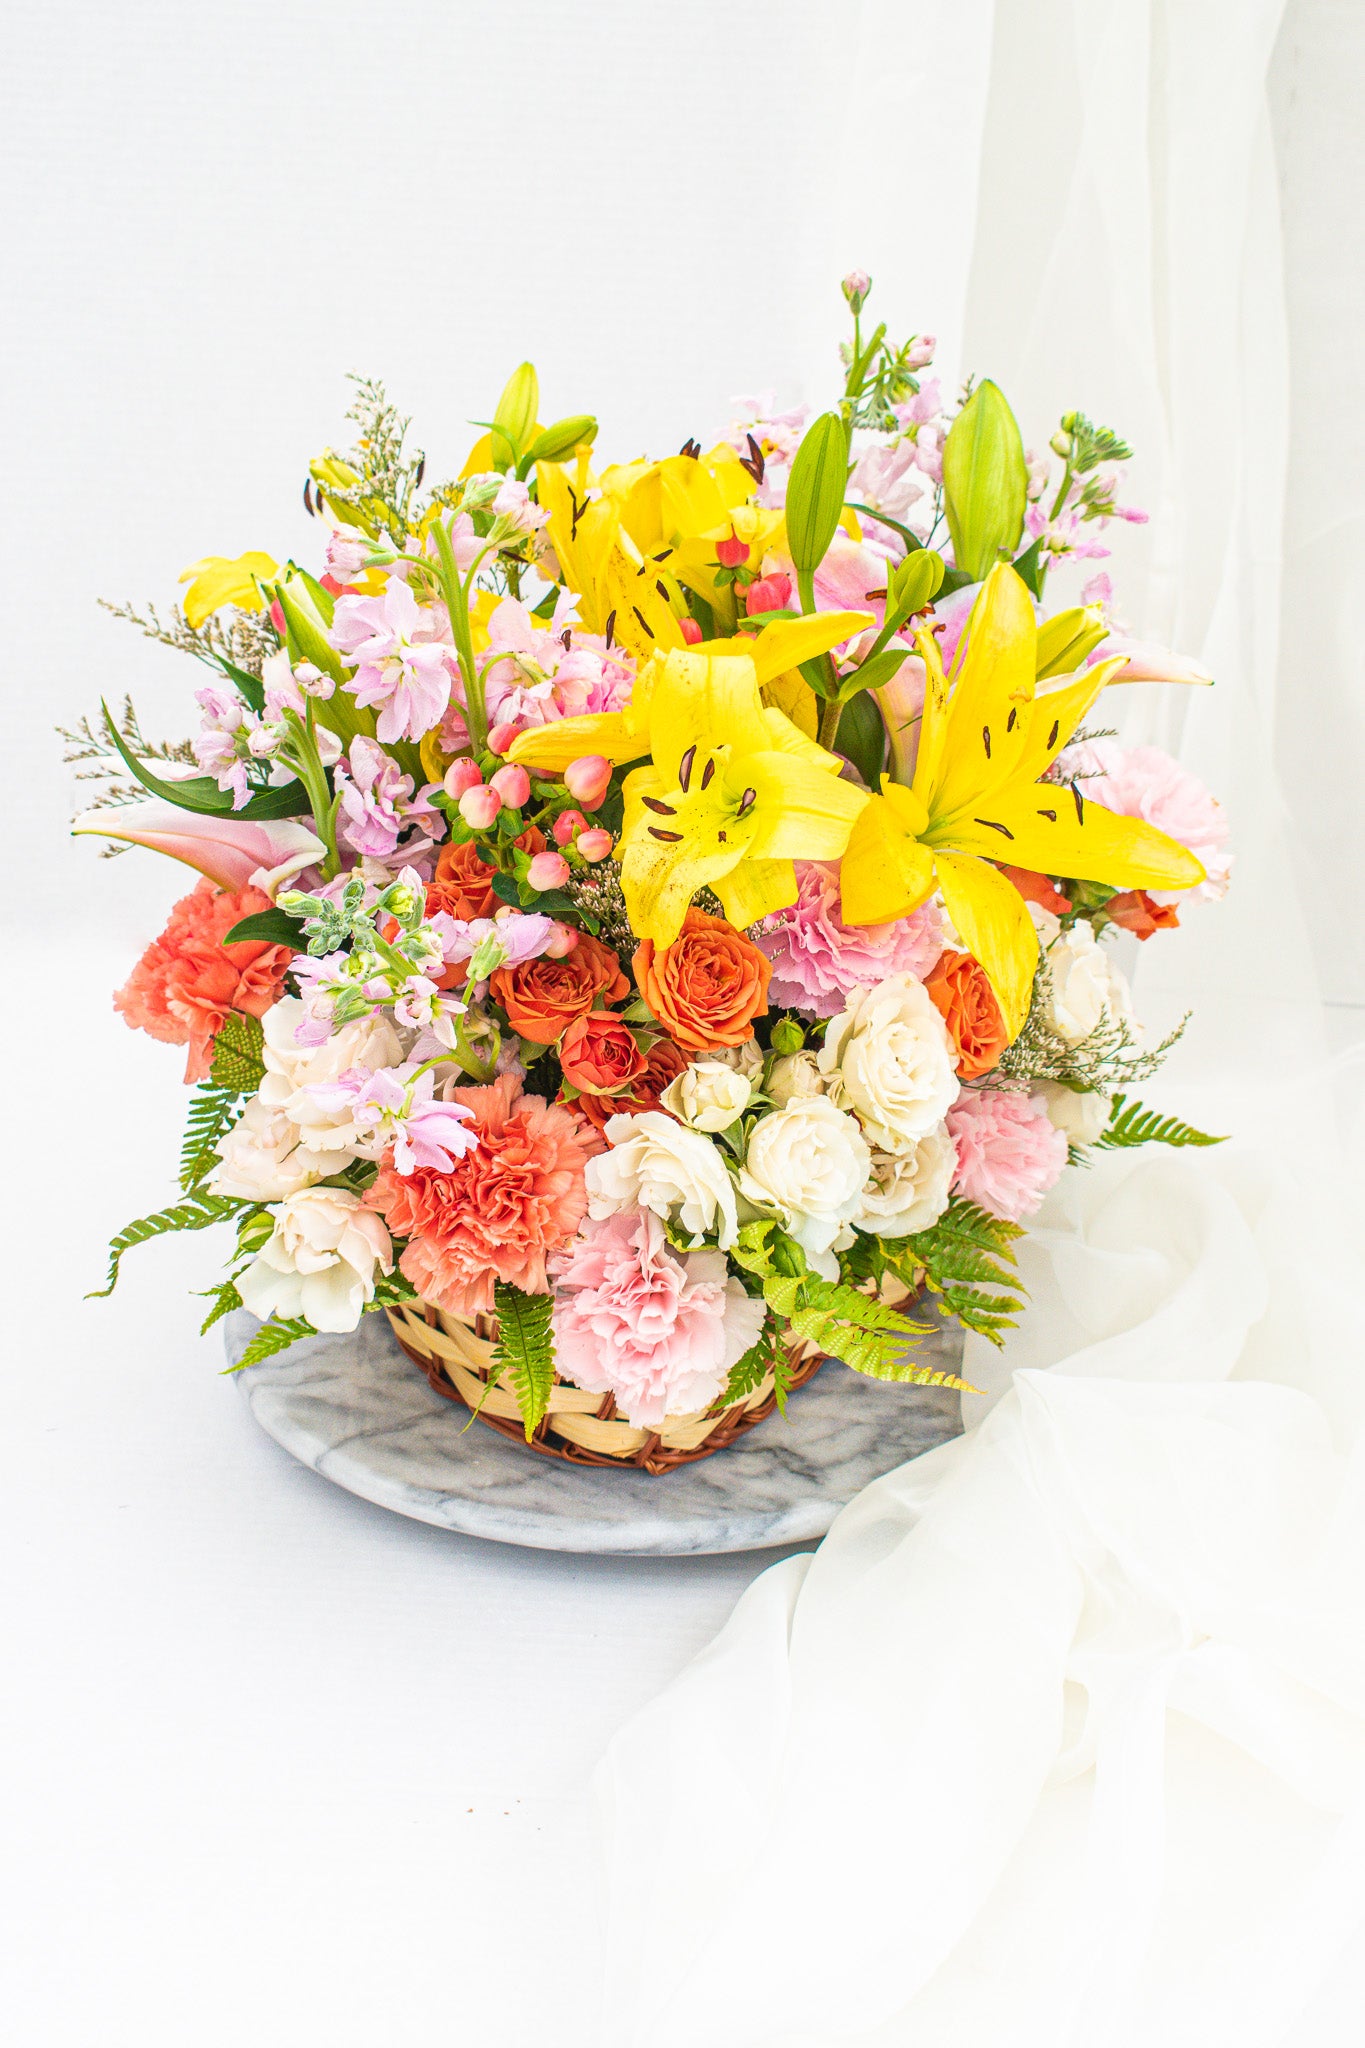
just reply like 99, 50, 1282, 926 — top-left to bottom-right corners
597, 6, 1365, 2041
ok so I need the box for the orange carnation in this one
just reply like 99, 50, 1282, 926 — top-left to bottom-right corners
632, 909, 771, 1052
924, 949, 1010, 1081
489, 930, 629, 1044
1104, 890, 1180, 941
113, 879, 292, 1082
1000, 864, 1070, 917
569, 1034, 689, 1132
425, 827, 545, 921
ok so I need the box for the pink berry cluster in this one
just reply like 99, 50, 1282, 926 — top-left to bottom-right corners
441, 750, 615, 897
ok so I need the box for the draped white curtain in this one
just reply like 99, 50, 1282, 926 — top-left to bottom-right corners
596, 7, 1365, 2042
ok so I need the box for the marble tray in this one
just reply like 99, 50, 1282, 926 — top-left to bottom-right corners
224, 1307, 964, 1555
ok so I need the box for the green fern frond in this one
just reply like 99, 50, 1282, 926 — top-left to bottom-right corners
226, 1314, 314, 1370
89, 1193, 244, 1299
907, 1198, 1025, 1348
198, 1277, 243, 1334
1095, 1093, 1225, 1151
209, 1010, 266, 1093
180, 1083, 243, 1191
492, 1281, 556, 1441
712, 1310, 784, 1413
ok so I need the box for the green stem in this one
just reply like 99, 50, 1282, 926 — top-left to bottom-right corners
818, 696, 843, 751
282, 710, 340, 878
431, 519, 487, 753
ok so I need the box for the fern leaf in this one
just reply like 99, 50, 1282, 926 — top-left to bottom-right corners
199, 1278, 242, 1334
226, 1314, 314, 1370
1095, 1093, 1225, 1151
712, 1311, 783, 1412
180, 1082, 242, 1191
90, 1193, 243, 1299
907, 1197, 1025, 1349
209, 1009, 266, 1093
493, 1281, 556, 1440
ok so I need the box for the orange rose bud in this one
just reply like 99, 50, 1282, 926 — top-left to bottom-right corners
632, 908, 772, 1052
559, 1012, 648, 1098
490, 930, 629, 1044
426, 827, 545, 921
570, 1034, 689, 1132
1104, 890, 1180, 941
999, 864, 1070, 917
924, 949, 1010, 1080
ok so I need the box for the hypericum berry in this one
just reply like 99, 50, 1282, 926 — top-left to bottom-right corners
744, 572, 793, 616
489, 763, 531, 809
458, 784, 502, 829
552, 808, 588, 847
526, 849, 571, 891
715, 532, 750, 569
487, 720, 522, 755
563, 754, 612, 807
443, 758, 484, 799
576, 828, 614, 863
679, 617, 704, 645
543, 923, 580, 958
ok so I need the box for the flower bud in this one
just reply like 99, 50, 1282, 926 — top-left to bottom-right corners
487, 720, 522, 755
744, 572, 793, 616
543, 922, 579, 958
526, 849, 570, 891
576, 828, 613, 863
679, 617, 704, 645
563, 754, 612, 807
443, 758, 484, 799
552, 808, 588, 847
458, 783, 502, 829
489, 763, 531, 809
841, 268, 871, 313
715, 532, 750, 569
906, 334, 935, 369
770, 1016, 806, 1056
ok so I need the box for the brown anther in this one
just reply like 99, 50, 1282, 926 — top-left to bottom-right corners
974, 817, 1015, 839
642, 796, 676, 816
604, 609, 617, 649
648, 827, 684, 842
678, 744, 696, 792
632, 606, 654, 639
1070, 780, 1085, 823
982, 726, 992, 760
700, 757, 716, 790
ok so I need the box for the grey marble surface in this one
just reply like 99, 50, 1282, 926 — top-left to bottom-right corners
225, 1307, 964, 1555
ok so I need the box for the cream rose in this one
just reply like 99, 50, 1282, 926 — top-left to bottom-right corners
737, 1097, 871, 1278
660, 1060, 753, 1133
209, 1096, 319, 1202
709, 1038, 765, 1083
1037, 1079, 1111, 1145
1043, 924, 1134, 1044
818, 972, 959, 1153
849, 1124, 956, 1237
766, 1050, 827, 1107
237, 1187, 393, 1334
258, 997, 404, 1164
587, 1111, 739, 1248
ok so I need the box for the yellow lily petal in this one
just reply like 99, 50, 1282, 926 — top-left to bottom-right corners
839, 786, 937, 924
714, 858, 798, 929
507, 710, 647, 773
1010, 655, 1130, 785
931, 850, 1039, 1039
761, 669, 819, 739
750, 611, 875, 686
1035, 604, 1108, 679
648, 650, 771, 783
932, 564, 1037, 815
932, 782, 1207, 892
910, 620, 952, 806
178, 552, 277, 629
759, 706, 842, 771
742, 755, 867, 861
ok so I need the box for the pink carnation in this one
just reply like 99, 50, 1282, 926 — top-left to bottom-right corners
756, 861, 943, 1017
948, 1089, 1068, 1223
550, 1208, 765, 1429
113, 879, 293, 1082
1060, 739, 1232, 902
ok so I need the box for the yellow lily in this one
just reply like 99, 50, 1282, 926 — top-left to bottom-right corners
178, 552, 277, 630
600, 444, 787, 629
505, 610, 873, 776
618, 645, 869, 944
536, 459, 687, 662
839, 564, 1207, 1035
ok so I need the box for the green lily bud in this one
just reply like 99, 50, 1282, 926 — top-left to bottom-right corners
526, 414, 598, 464
1035, 604, 1108, 679
785, 410, 851, 580
492, 361, 540, 468
942, 380, 1028, 582
886, 547, 945, 629
771, 1017, 805, 1055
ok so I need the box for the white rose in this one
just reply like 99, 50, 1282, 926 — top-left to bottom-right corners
587, 1112, 739, 1248
1037, 1079, 1111, 1145
209, 1095, 319, 1202
766, 1050, 827, 1106
709, 1038, 765, 1082
237, 1187, 393, 1334
660, 1060, 753, 1133
818, 971, 959, 1153
258, 997, 404, 1164
849, 1124, 956, 1238
1043, 924, 1134, 1044
737, 1097, 871, 1279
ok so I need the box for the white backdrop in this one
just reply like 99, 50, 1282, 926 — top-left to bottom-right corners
2, 3, 1363, 2044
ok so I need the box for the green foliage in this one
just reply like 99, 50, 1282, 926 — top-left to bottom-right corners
492, 1281, 556, 1441
941, 380, 1027, 581
906, 1197, 1024, 1347
180, 1083, 243, 1192
199, 1278, 243, 1334
1095, 1093, 1225, 1151
97, 699, 310, 819
223, 907, 306, 951
784, 411, 851, 578
712, 1310, 787, 1413
90, 1193, 243, 1299
209, 1010, 266, 1094
227, 1315, 315, 1370
834, 688, 887, 787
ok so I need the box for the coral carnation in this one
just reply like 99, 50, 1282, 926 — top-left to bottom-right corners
490, 930, 628, 1043
755, 861, 943, 1018
425, 827, 545, 921
924, 950, 1010, 1080
947, 1088, 1068, 1223
632, 908, 771, 1052
113, 879, 292, 1082
366, 1074, 593, 1317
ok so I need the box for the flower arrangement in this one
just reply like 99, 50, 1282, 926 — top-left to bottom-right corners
74, 274, 1228, 1464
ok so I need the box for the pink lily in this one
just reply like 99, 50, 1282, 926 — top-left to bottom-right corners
71, 800, 326, 896
1088, 636, 1214, 686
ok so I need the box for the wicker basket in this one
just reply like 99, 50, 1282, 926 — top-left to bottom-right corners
385, 1299, 825, 1474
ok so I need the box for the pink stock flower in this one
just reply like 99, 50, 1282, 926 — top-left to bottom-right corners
330, 575, 454, 743
550, 1207, 766, 1429
1058, 738, 1232, 902
478, 597, 636, 732
306, 1065, 479, 1176
335, 736, 419, 859
491, 477, 549, 534
755, 861, 944, 1018
72, 800, 326, 897
848, 440, 928, 534
947, 1089, 1068, 1223
325, 526, 371, 583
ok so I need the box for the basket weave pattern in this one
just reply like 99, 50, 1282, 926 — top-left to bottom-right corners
385, 1300, 824, 1474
